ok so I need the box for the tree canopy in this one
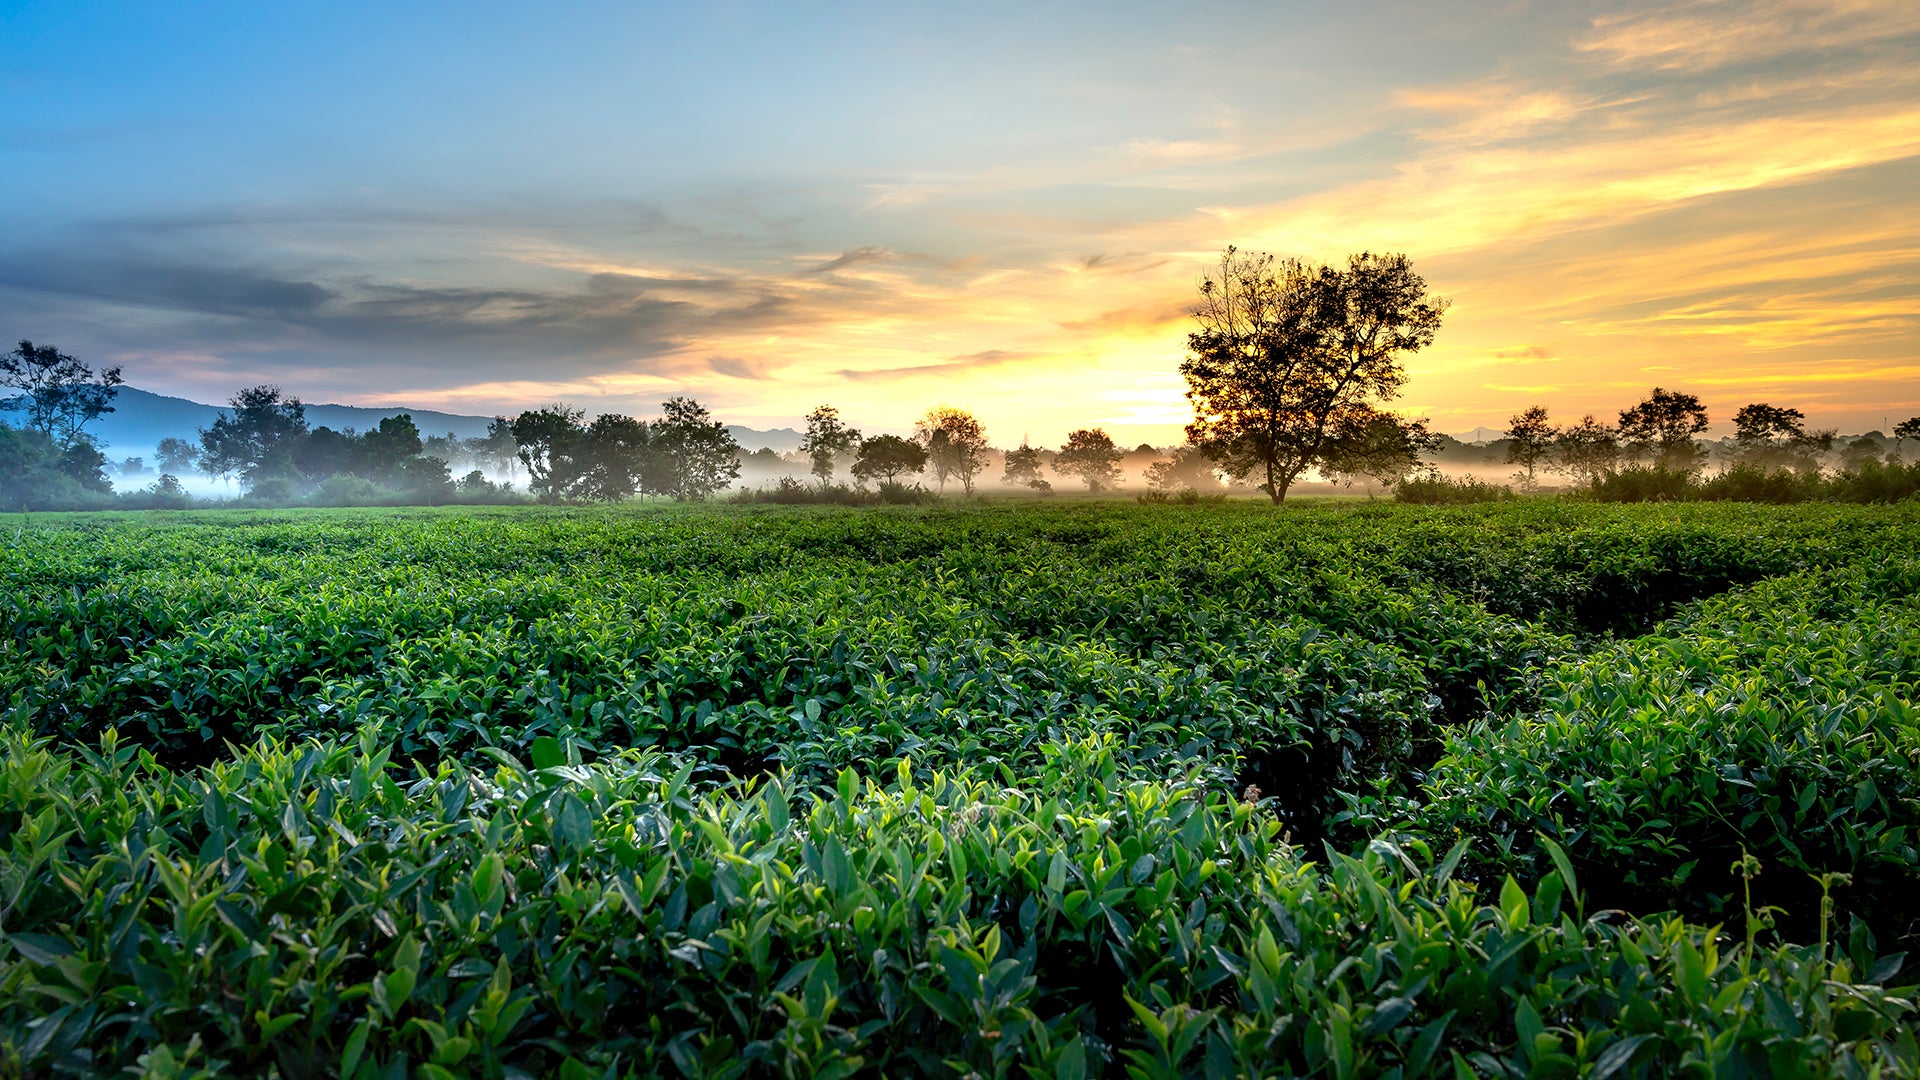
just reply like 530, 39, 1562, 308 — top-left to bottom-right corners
0, 339, 124, 450
799, 405, 862, 486
1180, 248, 1445, 503
851, 434, 927, 486
914, 406, 988, 495
1054, 428, 1123, 492
1618, 388, 1708, 471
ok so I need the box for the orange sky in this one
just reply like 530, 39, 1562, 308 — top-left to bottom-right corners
5, 0, 1916, 443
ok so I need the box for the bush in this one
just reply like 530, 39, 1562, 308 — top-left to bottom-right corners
1589, 464, 1696, 502
1136, 488, 1228, 505
1394, 473, 1514, 504
1829, 459, 1920, 504
1696, 464, 1822, 504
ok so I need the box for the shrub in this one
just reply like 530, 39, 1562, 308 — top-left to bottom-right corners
1588, 464, 1695, 502
1394, 474, 1514, 504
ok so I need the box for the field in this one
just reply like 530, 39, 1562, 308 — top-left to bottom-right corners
3, 500, 1919, 1078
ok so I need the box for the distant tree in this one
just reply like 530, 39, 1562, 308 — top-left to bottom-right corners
1053, 428, 1124, 492
155, 436, 198, 475
511, 404, 589, 501
1839, 437, 1883, 472
799, 405, 862, 486
396, 455, 455, 504
1891, 417, 1920, 464
1732, 403, 1830, 474
465, 417, 520, 480
1618, 387, 1708, 471
913, 406, 988, 495
1504, 406, 1558, 492
1143, 446, 1222, 491
1001, 442, 1046, 488
198, 385, 310, 490
360, 414, 424, 480
1552, 415, 1619, 488
0, 424, 111, 509
1320, 413, 1436, 493
1181, 248, 1445, 503
851, 434, 927, 486
1132, 442, 1157, 455
579, 413, 650, 501
0, 340, 124, 450
422, 431, 465, 466
647, 396, 741, 500
117, 456, 148, 477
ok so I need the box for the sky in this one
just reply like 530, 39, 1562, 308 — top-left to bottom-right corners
2, 0, 1916, 444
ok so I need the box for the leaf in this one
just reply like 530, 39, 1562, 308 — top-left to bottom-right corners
553, 792, 593, 851
1591, 1034, 1653, 1079
531, 736, 565, 771
7, 932, 76, 965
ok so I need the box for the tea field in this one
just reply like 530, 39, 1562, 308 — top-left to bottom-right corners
3, 501, 1918, 1078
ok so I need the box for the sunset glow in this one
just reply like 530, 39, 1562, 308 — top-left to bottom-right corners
3, 0, 1915, 442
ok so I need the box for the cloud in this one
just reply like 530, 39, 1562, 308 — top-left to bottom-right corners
838, 349, 1037, 383
707, 355, 782, 380
805, 246, 895, 275
1577, 0, 1920, 71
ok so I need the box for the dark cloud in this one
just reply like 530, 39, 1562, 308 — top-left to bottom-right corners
1078, 252, 1168, 274
706, 355, 782, 380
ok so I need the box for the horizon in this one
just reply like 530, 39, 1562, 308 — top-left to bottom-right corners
3, 1, 1916, 445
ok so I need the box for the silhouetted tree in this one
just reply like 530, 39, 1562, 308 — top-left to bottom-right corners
1001, 442, 1046, 488
1143, 446, 1222, 491
466, 417, 520, 480
360, 414, 425, 480
1552, 415, 1619, 488
914, 406, 988, 494
1890, 417, 1919, 464
851, 434, 927, 485
1504, 406, 1557, 492
647, 396, 741, 500
1618, 387, 1708, 471
1320, 413, 1436, 493
1054, 428, 1123, 492
799, 405, 862, 487
580, 413, 649, 501
1181, 248, 1445, 503
0, 340, 124, 450
155, 436, 198, 475
1732, 403, 1829, 474
511, 404, 589, 501
198, 386, 310, 490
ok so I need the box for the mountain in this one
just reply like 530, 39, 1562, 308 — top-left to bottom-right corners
3, 386, 806, 458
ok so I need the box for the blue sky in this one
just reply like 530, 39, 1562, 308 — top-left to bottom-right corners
4, 0, 1917, 441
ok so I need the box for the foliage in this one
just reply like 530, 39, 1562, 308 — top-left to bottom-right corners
1618, 388, 1709, 472
914, 407, 988, 495
1394, 474, 1515, 505
1181, 248, 1445, 503
0, 339, 124, 450
649, 397, 743, 500
1001, 442, 1046, 489
1142, 448, 1220, 493
1504, 406, 1556, 492
1319, 413, 1435, 493
1054, 429, 1124, 492
1589, 465, 1695, 503
800, 406, 862, 487
1551, 415, 1619, 490
197, 386, 311, 490
851, 435, 927, 487
1732, 404, 1831, 474
5, 502, 1920, 1073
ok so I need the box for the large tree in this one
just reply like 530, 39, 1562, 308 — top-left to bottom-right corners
1053, 428, 1123, 492
913, 406, 988, 495
647, 396, 741, 500
1001, 442, 1047, 488
1618, 387, 1708, 471
1504, 406, 1558, 492
511, 404, 589, 501
1319, 412, 1435, 493
1732, 403, 1829, 474
579, 413, 650, 501
1552, 415, 1619, 489
198, 385, 310, 490
851, 434, 927, 486
799, 405, 862, 486
1180, 248, 1445, 503
0, 340, 124, 450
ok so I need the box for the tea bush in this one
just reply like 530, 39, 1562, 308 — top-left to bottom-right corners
3, 500, 1919, 1075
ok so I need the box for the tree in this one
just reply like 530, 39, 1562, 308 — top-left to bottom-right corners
1552, 415, 1619, 488
1053, 428, 1124, 492
198, 385, 310, 490
1180, 248, 1445, 503
1001, 442, 1046, 488
511, 404, 589, 501
647, 396, 741, 500
799, 405, 862, 486
1319, 413, 1435, 493
1143, 446, 1222, 491
1896, 417, 1920, 464
1731, 403, 1829, 474
360, 414, 425, 480
579, 413, 650, 501
1618, 387, 1708, 471
0, 340, 124, 450
851, 434, 927, 486
155, 436, 198, 475
465, 417, 520, 480
1504, 406, 1558, 492
913, 406, 988, 495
